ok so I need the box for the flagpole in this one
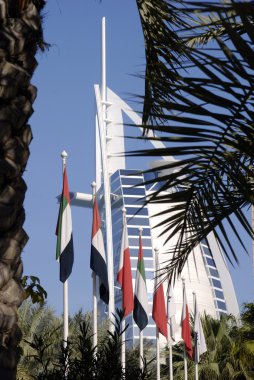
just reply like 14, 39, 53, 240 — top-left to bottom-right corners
156, 327, 160, 380
183, 346, 188, 380
100, 16, 115, 332
121, 207, 127, 373
139, 226, 144, 371
169, 343, 173, 380
121, 318, 126, 372
91, 181, 98, 350
61, 150, 69, 349
193, 292, 198, 380
167, 282, 176, 380
154, 247, 161, 380
195, 356, 198, 380
140, 330, 143, 370
182, 278, 188, 380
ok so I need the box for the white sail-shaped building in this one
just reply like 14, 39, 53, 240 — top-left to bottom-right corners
70, 18, 239, 345
72, 83, 239, 345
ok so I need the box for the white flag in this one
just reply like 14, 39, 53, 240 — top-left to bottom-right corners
194, 293, 207, 363
167, 284, 177, 342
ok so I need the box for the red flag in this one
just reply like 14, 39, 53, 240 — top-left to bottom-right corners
181, 281, 193, 358
152, 254, 168, 339
117, 216, 134, 317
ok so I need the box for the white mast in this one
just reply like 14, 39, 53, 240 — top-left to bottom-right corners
94, 17, 115, 327
91, 181, 98, 350
61, 150, 69, 350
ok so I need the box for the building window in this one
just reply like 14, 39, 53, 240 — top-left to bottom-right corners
127, 217, 150, 226
110, 170, 121, 183
130, 248, 153, 258
111, 177, 121, 192
122, 187, 146, 196
211, 278, 222, 289
131, 258, 154, 269
145, 271, 154, 280
111, 198, 123, 210
129, 237, 152, 247
126, 207, 148, 216
120, 169, 143, 176
206, 257, 216, 267
214, 289, 225, 299
202, 246, 213, 257
112, 212, 123, 225
209, 268, 220, 278
121, 177, 144, 186
217, 300, 227, 311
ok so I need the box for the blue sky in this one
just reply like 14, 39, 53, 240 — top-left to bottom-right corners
23, 0, 253, 316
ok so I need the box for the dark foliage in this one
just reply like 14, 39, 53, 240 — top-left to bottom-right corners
23, 310, 154, 380
134, 0, 254, 281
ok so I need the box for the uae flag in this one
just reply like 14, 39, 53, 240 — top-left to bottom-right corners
152, 254, 168, 339
133, 232, 149, 331
181, 281, 193, 358
194, 293, 207, 363
90, 197, 109, 304
56, 168, 74, 283
117, 217, 134, 317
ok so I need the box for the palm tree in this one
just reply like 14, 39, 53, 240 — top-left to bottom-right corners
16, 301, 118, 379
17, 300, 62, 379
0, 1, 45, 378
134, 0, 254, 281
230, 303, 254, 377
168, 311, 254, 379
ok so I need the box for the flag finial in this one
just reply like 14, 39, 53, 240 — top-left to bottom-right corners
61, 150, 68, 159
61, 150, 68, 171
122, 207, 126, 223
91, 182, 96, 198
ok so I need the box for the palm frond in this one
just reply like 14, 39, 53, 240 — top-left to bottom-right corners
135, 0, 254, 280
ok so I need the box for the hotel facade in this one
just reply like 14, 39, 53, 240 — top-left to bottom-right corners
72, 85, 239, 345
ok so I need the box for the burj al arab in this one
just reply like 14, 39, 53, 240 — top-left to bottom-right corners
71, 18, 239, 346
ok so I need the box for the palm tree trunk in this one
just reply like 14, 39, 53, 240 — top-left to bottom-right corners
0, 1, 45, 378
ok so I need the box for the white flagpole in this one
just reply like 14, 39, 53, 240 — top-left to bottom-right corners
140, 330, 143, 370
61, 150, 69, 349
91, 181, 98, 350
154, 247, 161, 380
139, 226, 144, 371
169, 342, 173, 380
167, 283, 176, 380
121, 318, 126, 372
193, 292, 198, 380
195, 362, 198, 380
182, 278, 188, 380
156, 327, 160, 380
121, 207, 127, 373
183, 346, 188, 380
101, 16, 115, 333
